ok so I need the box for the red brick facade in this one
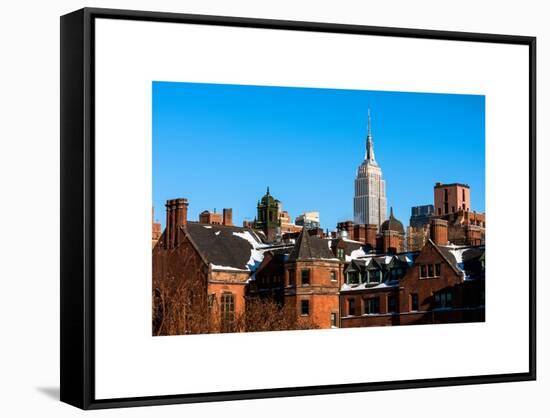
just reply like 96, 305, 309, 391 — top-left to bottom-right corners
153, 197, 484, 335
434, 182, 471, 216
339, 240, 484, 328
284, 260, 342, 329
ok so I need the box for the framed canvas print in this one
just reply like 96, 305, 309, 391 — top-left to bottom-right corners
60, 8, 536, 409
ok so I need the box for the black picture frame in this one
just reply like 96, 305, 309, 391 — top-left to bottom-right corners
60, 7, 537, 410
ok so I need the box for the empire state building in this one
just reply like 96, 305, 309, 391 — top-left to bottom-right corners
353, 110, 387, 228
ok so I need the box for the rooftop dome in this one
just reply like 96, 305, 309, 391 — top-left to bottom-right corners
260, 186, 279, 205
380, 207, 404, 234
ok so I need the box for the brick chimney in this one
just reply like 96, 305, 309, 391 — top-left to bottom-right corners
165, 198, 188, 249
343, 221, 353, 239
366, 224, 378, 249
222, 208, 233, 226
430, 218, 448, 245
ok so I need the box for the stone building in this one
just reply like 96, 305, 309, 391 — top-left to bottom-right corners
353, 110, 387, 227
410, 204, 435, 228
295, 211, 320, 230
254, 187, 281, 242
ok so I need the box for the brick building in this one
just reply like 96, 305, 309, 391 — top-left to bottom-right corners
434, 182, 471, 216
153, 198, 267, 335
153, 197, 484, 335
283, 227, 342, 329
336, 207, 405, 253
340, 239, 485, 328
198, 208, 233, 226
278, 210, 303, 234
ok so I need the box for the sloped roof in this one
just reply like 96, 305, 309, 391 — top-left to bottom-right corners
288, 228, 338, 262
185, 222, 266, 272
380, 207, 404, 234
433, 242, 464, 275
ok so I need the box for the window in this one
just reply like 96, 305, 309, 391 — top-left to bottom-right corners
288, 269, 295, 286
220, 293, 235, 332
438, 208, 442, 215
420, 264, 440, 278
301, 269, 310, 286
368, 270, 380, 283
330, 271, 337, 282
434, 290, 453, 308
410, 293, 419, 311
330, 312, 337, 327
388, 295, 396, 313
300, 299, 310, 316
347, 271, 359, 284
420, 265, 427, 278
337, 248, 344, 259
348, 299, 356, 316
364, 297, 380, 315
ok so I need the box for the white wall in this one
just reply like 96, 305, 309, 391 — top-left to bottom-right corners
0, 0, 547, 416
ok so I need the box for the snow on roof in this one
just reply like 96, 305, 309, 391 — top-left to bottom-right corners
439, 244, 478, 271
232, 231, 267, 271
341, 280, 399, 292
210, 264, 249, 272
346, 247, 369, 262
342, 237, 364, 244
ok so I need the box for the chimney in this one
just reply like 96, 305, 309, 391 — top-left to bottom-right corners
430, 218, 448, 246
344, 221, 353, 239
165, 198, 188, 249
366, 224, 378, 249
223, 208, 233, 226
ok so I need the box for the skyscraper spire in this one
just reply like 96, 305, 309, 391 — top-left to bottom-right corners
355, 108, 386, 227
368, 108, 372, 137
365, 109, 376, 162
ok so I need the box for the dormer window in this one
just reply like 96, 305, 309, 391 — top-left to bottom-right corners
367, 270, 380, 283
346, 271, 359, 285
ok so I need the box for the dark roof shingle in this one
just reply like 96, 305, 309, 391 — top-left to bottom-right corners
185, 223, 263, 271
288, 229, 337, 262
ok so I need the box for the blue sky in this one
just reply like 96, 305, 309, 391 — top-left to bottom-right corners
153, 82, 485, 230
